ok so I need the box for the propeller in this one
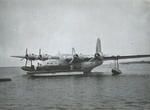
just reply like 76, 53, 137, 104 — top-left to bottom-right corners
72, 48, 79, 58
25, 48, 29, 66
23, 48, 29, 66
38, 49, 49, 61
38, 49, 42, 60
69, 48, 79, 64
11, 48, 38, 66
25, 48, 28, 57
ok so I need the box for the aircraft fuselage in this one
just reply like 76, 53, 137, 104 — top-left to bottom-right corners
22, 59, 103, 74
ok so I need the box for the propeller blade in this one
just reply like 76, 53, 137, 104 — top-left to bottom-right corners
25, 48, 29, 59
69, 48, 80, 64
72, 48, 76, 55
38, 49, 42, 60
25, 59, 28, 66
26, 48, 28, 55
39, 49, 41, 55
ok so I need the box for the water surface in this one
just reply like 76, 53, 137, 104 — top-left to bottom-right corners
0, 64, 150, 110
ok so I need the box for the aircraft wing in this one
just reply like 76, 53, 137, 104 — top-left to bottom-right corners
103, 54, 150, 60
11, 56, 26, 59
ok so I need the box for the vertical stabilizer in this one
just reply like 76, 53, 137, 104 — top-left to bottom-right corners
96, 38, 102, 53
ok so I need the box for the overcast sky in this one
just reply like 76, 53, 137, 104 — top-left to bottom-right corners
0, 0, 150, 66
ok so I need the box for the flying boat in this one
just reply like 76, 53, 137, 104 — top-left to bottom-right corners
11, 38, 150, 76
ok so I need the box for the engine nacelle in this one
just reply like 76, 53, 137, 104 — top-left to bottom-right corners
69, 54, 80, 64
73, 54, 79, 59
38, 54, 49, 61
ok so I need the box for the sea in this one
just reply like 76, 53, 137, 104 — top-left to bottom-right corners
0, 64, 150, 110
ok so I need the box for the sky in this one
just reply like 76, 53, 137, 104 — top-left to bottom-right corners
0, 0, 150, 66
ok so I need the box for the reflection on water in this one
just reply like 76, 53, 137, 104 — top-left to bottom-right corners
0, 64, 150, 110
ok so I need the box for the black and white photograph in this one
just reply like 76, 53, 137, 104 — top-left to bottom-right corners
0, 0, 150, 109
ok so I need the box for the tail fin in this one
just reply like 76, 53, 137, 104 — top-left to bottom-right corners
96, 38, 102, 53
